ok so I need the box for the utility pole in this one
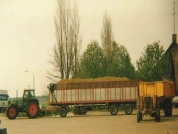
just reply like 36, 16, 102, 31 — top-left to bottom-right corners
25, 70, 35, 89
173, 0, 176, 34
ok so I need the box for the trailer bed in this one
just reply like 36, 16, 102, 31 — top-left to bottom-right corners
48, 78, 138, 106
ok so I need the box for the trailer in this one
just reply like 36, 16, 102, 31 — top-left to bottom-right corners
48, 77, 138, 117
137, 78, 175, 123
0, 90, 9, 113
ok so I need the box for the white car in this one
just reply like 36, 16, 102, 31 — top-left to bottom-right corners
173, 96, 178, 108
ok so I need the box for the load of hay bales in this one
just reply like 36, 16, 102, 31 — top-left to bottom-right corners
57, 76, 130, 84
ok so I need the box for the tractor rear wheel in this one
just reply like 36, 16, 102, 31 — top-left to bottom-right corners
110, 105, 118, 115
26, 101, 39, 118
6, 105, 18, 120
124, 104, 133, 115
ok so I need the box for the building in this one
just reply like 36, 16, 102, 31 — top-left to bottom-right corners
166, 34, 178, 94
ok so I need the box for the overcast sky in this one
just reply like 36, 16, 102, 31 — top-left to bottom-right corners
0, 0, 178, 97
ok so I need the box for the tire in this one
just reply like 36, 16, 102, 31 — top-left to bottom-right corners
169, 107, 172, 116
175, 103, 178, 108
110, 105, 118, 115
167, 107, 172, 116
72, 106, 80, 115
26, 100, 39, 118
164, 99, 172, 117
155, 109, 160, 122
137, 110, 140, 123
124, 104, 133, 115
155, 96, 160, 122
164, 107, 172, 117
80, 107, 87, 115
60, 106, 67, 117
6, 105, 18, 120
155, 115, 160, 122
164, 109, 168, 116
140, 113, 143, 121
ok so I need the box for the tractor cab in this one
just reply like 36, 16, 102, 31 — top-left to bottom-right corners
22, 89, 35, 104
23, 89, 35, 100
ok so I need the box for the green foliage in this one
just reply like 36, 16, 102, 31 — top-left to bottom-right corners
106, 41, 135, 79
76, 41, 105, 78
76, 41, 135, 79
136, 41, 170, 81
153, 51, 172, 80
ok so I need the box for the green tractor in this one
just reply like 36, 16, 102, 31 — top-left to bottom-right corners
6, 89, 39, 119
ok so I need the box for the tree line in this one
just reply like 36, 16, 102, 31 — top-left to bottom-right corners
47, 0, 172, 82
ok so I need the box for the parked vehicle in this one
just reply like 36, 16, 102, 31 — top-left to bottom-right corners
48, 77, 138, 117
6, 89, 39, 119
173, 96, 178, 108
0, 90, 9, 113
137, 78, 175, 123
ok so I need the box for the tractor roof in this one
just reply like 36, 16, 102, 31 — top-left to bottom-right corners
24, 89, 35, 91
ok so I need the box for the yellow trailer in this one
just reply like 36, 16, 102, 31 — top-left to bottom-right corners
137, 78, 175, 123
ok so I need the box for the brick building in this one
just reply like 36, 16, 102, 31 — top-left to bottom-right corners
166, 34, 178, 94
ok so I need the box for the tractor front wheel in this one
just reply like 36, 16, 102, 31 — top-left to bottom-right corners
26, 101, 39, 118
6, 105, 18, 120
140, 113, 143, 120
155, 111, 160, 122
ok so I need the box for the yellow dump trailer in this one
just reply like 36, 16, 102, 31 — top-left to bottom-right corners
139, 78, 175, 98
137, 78, 175, 123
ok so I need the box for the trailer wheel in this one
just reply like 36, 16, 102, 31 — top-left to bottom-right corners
80, 107, 87, 115
6, 105, 18, 120
164, 99, 172, 117
110, 105, 118, 115
26, 100, 39, 118
124, 104, 133, 115
60, 106, 67, 117
164, 107, 172, 117
72, 107, 80, 115
175, 103, 178, 108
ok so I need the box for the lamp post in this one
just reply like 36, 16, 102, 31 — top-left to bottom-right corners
24, 70, 35, 89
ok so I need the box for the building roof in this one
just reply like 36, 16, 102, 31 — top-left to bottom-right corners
165, 42, 178, 55
165, 34, 178, 53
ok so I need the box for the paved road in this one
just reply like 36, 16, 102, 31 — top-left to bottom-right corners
1, 108, 178, 134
